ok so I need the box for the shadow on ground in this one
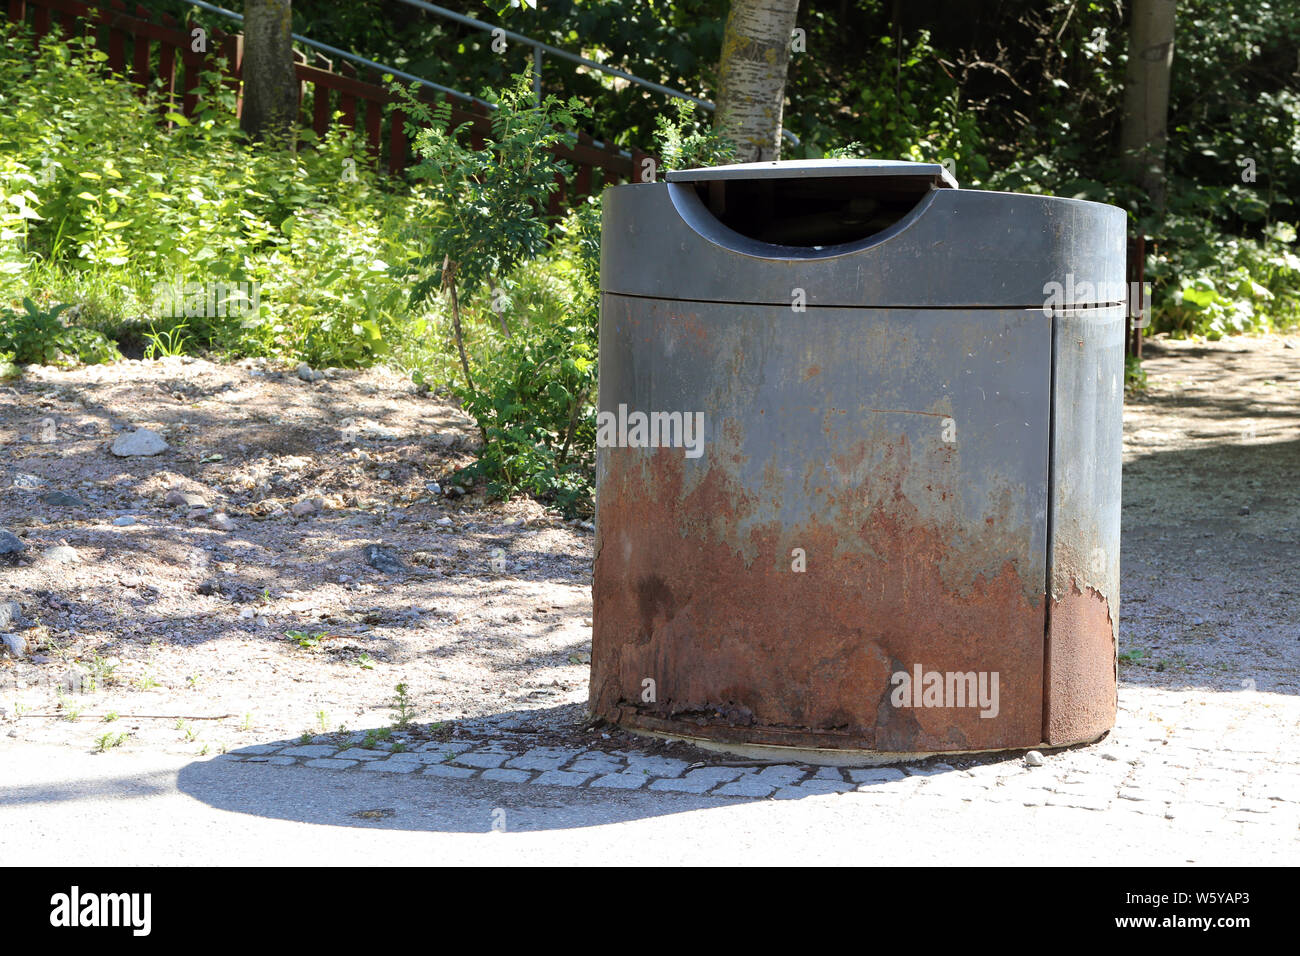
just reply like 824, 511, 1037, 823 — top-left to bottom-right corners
163, 700, 1019, 833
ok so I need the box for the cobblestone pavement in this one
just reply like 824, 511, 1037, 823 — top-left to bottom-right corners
212, 685, 1300, 845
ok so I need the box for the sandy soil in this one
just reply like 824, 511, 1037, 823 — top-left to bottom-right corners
0, 356, 598, 755
1120, 334, 1300, 695
1, 332, 1297, 759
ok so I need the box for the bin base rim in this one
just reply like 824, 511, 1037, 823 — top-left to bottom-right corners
623, 726, 1107, 766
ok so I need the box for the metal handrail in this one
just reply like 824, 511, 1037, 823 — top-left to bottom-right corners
183, 0, 493, 108
180, 0, 626, 156
182, 0, 798, 148
396, 0, 799, 146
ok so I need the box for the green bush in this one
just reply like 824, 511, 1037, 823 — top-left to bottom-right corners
0, 24, 433, 365
450, 199, 601, 515
0, 297, 119, 366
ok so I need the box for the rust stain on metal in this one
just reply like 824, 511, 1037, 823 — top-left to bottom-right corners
592, 441, 1046, 752
1043, 578, 1117, 746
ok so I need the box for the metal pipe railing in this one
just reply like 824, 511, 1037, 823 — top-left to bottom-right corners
180, 0, 798, 153
180, 0, 623, 156
183, 0, 493, 108
395, 0, 799, 146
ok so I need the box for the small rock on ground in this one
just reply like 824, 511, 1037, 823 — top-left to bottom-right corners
365, 544, 405, 574
43, 545, 78, 564
0, 601, 32, 630
111, 428, 169, 457
164, 490, 208, 508
209, 513, 236, 531
40, 491, 88, 507
0, 530, 25, 559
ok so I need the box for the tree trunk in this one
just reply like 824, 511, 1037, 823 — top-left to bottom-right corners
442, 256, 476, 397
1119, 0, 1177, 211
715, 0, 802, 162
241, 0, 298, 146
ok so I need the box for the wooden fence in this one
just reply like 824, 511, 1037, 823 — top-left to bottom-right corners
3, 0, 652, 213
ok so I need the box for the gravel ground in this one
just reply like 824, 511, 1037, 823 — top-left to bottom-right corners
0, 355, 598, 757
1, 333, 1297, 764
1119, 334, 1300, 696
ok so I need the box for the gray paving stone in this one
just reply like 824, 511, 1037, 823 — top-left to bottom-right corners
1190, 768, 1251, 784
422, 764, 477, 779
1114, 798, 1171, 816
1233, 798, 1276, 814
245, 755, 298, 766
1186, 789, 1244, 808
905, 762, 956, 776
362, 758, 419, 773
281, 745, 339, 758
1051, 783, 1120, 799
813, 767, 846, 781
565, 751, 626, 775
533, 770, 595, 788
505, 747, 583, 771
1045, 793, 1110, 811
623, 755, 688, 778
211, 754, 244, 761
649, 767, 744, 794
455, 749, 515, 769
848, 767, 906, 784
1118, 787, 1181, 802
415, 740, 475, 755
231, 744, 281, 756
336, 748, 390, 760
755, 765, 806, 786
772, 786, 812, 800
482, 768, 532, 783
415, 749, 471, 764
304, 758, 357, 770
590, 772, 648, 790
797, 779, 854, 794
1164, 803, 1229, 824
1259, 778, 1300, 802
714, 777, 777, 798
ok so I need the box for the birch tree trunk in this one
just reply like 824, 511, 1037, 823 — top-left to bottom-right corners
241, 0, 298, 147
1119, 0, 1177, 210
715, 0, 802, 162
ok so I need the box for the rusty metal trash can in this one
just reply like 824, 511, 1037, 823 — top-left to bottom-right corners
591, 159, 1126, 760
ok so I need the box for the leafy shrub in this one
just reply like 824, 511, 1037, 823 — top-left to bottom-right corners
1151, 219, 1300, 338
0, 24, 431, 365
0, 297, 119, 366
391, 67, 592, 392
452, 202, 601, 515
654, 98, 736, 171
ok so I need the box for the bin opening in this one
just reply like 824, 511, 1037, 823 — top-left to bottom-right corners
667, 159, 956, 248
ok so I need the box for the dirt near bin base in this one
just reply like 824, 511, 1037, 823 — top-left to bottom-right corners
1, 333, 1298, 767
0, 356, 603, 758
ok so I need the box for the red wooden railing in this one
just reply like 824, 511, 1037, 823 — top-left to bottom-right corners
2, 0, 652, 212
